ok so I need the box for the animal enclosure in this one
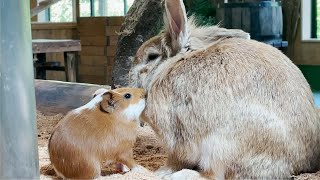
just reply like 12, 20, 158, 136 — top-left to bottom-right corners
1, 0, 320, 179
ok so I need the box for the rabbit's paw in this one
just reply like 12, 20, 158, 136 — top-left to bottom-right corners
131, 165, 149, 174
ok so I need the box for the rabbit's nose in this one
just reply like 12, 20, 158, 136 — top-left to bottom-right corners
136, 81, 142, 88
140, 68, 148, 74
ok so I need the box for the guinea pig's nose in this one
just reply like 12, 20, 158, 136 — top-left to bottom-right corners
141, 93, 147, 99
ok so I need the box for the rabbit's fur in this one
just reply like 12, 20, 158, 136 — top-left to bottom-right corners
129, 0, 320, 179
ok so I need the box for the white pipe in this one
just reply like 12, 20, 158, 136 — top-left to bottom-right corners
0, 0, 39, 179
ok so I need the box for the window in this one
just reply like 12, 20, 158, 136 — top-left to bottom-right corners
302, 0, 320, 40
80, 0, 134, 17
37, 0, 74, 22
79, 0, 92, 17
36, 0, 134, 22
318, 0, 320, 37
50, 0, 74, 22
311, 0, 320, 38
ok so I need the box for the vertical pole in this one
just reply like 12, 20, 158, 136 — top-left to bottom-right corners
64, 52, 77, 82
124, 0, 127, 15
91, 0, 95, 16
0, 0, 40, 179
105, 0, 108, 16
99, 0, 106, 16
47, 8, 51, 21
311, 0, 317, 38
73, 0, 80, 22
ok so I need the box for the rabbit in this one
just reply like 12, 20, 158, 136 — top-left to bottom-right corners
128, 0, 320, 179
48, 87, 146, 179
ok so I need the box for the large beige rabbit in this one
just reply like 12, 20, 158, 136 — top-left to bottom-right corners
129, 0, 320, 179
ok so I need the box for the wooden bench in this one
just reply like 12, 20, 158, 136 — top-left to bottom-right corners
32, 39, 81, 82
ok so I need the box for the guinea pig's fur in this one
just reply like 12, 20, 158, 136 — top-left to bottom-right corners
129, 0, 320, 179
48, 88, 145, 179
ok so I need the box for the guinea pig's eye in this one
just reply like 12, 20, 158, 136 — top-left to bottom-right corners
147, 53, 160, 62
124, 93, 132, 99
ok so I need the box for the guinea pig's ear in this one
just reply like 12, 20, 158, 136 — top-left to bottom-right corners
100, 91, 115, 113
92, 88, 108, 98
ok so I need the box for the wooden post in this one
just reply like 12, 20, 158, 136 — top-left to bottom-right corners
30, 0, 38, 21
73, 0, 80, 22
64, 52, 77, 82
0, 0, 39, 178
282, 0, 301, 59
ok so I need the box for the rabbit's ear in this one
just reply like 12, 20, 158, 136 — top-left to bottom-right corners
164, 0, 189, 54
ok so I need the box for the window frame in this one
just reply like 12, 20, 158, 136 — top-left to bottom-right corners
37, 0, 130, 23
38, 0, 76, 22
301, 0, 320, 41
90, 0, 130, 17
311, 0, 317, 38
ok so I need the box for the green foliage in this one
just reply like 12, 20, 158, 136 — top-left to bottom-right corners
183, 0, 216, 25
50, 0, 73, 22
298, 65, 320, 92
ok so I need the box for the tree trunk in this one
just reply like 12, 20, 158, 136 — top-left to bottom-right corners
112, 0, 163, 86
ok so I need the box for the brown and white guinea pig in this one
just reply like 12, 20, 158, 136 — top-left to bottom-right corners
48, 87, 146, 179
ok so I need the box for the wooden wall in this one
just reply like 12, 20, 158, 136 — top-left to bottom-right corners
31, 16, 123, 85
290, 20, 320, 91
291, 22, 320, 65
32, 23, 78, 81
78, 17, 123, 85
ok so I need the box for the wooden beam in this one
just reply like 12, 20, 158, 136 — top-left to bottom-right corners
74, 0, 80, 22
35, 80, 110, 115
31, 22, 77, 30
30, 0, 63, 17
30, 0, 38, 21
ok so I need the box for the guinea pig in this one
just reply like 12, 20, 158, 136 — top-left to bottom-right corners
48, 87, 146, 179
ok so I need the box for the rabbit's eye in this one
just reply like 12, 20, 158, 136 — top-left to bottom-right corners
147, 53, 160, 62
